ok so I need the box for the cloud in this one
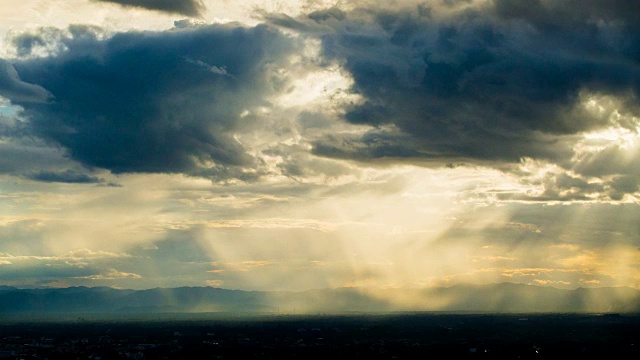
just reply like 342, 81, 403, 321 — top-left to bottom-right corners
205, 279, 223, 287
0, 60, 51, 103
0, 258, 100, 281
0, 249, 131, 264
1, 117, 85, 182
0, 248, 135, 284
574, 142, 640, 179
492, 0, 640, 30
93, 0, 206, 17
496, 168, 607, 202
25, 169, 105, 184
162, 218, 343, 231
63, 248, 132, 260
608, 175, 640, 200
267, 3, 640, 167
4, 23, 299, 181
1, 110, 120, 184
75, 268, 142, 280
533, 279, 571, 286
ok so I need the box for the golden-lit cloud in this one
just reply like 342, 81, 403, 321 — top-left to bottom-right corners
205, 279, 224, 287
75, 268, 142, 280
534, 279, 571, 286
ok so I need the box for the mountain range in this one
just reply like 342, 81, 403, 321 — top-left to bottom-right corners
1, 283, 639, 316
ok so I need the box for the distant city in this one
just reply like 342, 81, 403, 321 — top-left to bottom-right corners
1, 313, 639, 359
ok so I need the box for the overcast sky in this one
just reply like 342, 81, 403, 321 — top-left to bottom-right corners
1, 0, 639, 300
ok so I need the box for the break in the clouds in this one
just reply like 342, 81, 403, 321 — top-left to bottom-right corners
93, 0, 206, 17
267, 1, 640, 166
1, 23, 299, 180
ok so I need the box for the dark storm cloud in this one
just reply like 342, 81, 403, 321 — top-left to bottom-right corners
3, 23, 298, 180
25, 169, 104, 184
608, 175, 640, 200
93, 0, 206, 17
268, 2, 640, 164
0, 60, 51, 103
0, 119, 80, 178
492, 0, 640, 29
312, 130, 426, 161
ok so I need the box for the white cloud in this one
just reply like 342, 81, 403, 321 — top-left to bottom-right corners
76, 268, 142, 280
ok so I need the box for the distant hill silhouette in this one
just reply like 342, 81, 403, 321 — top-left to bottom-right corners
0, 283, 638, 315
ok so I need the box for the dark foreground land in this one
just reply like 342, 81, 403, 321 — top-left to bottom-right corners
0, 313, 639, 359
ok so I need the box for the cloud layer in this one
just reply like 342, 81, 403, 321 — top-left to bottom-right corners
94, 0, 206, 17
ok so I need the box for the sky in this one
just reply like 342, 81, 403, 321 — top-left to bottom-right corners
1, 0, 640, 297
